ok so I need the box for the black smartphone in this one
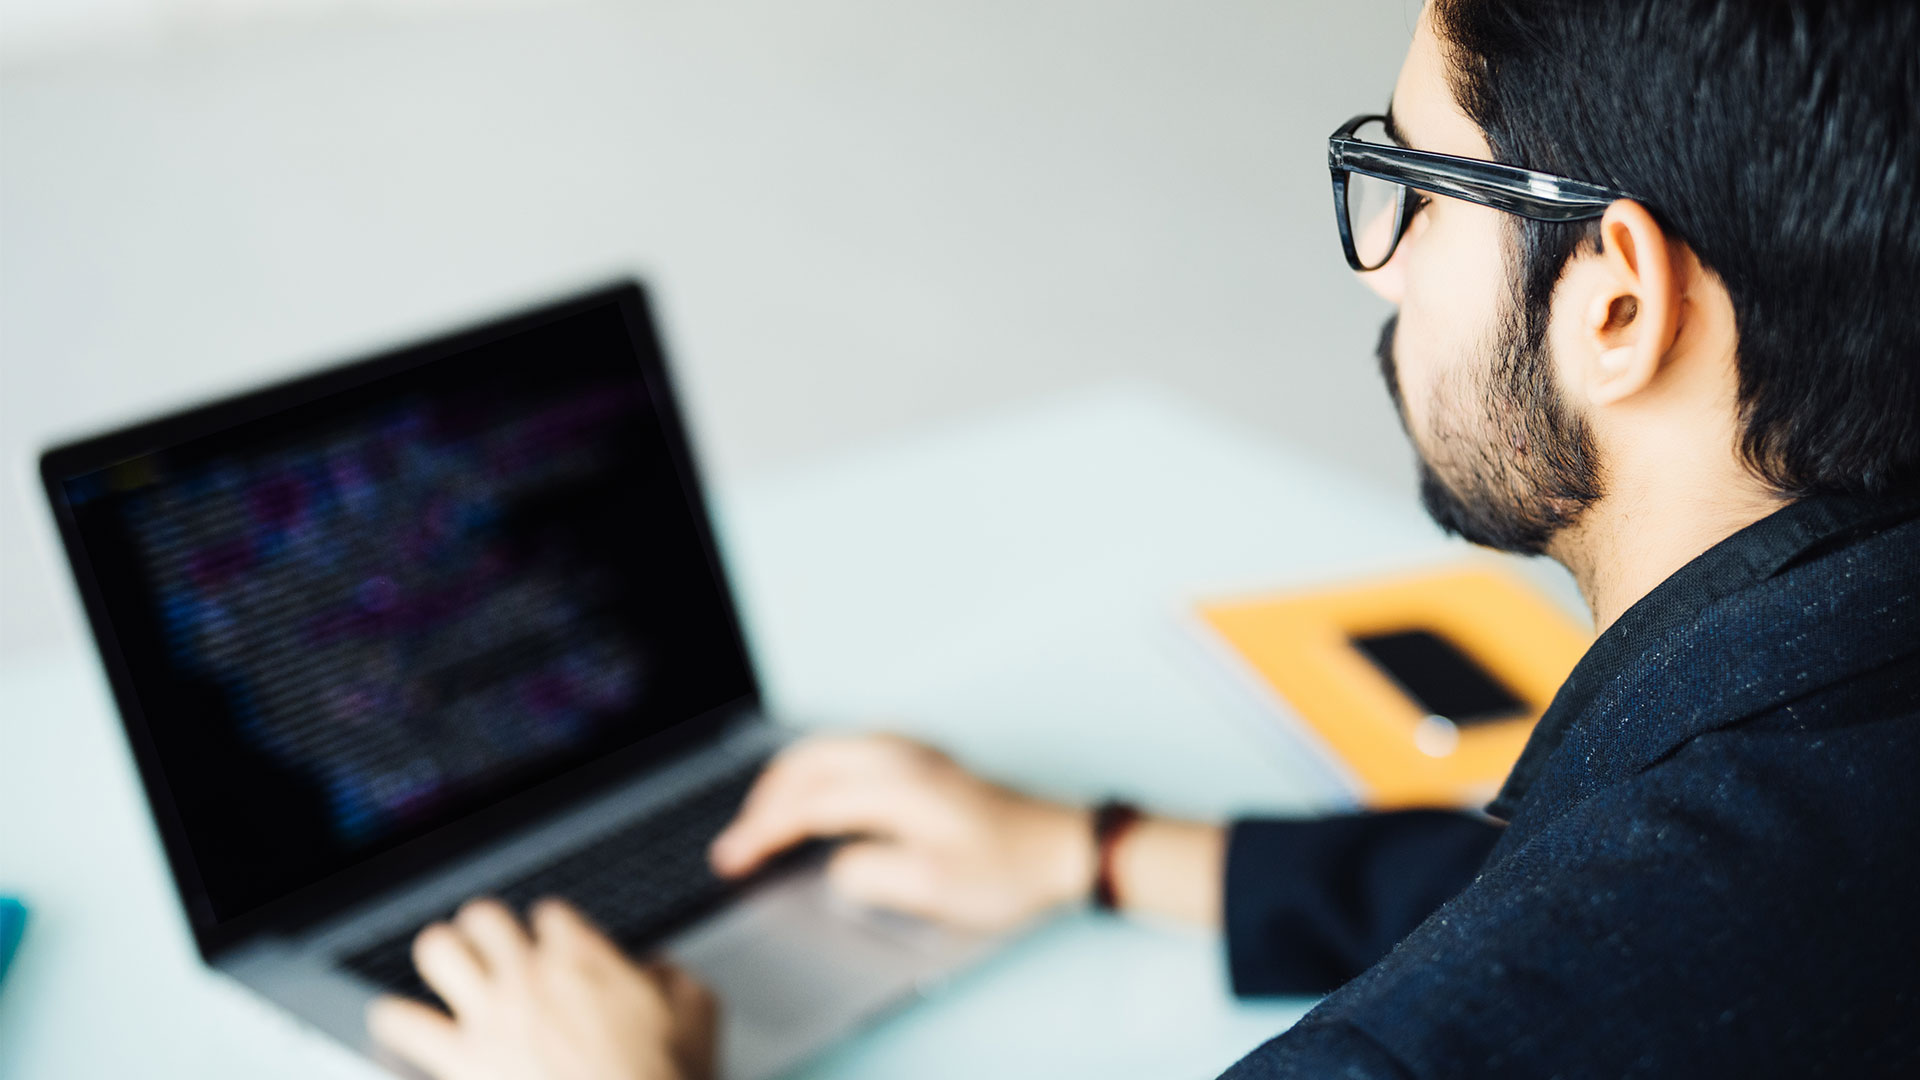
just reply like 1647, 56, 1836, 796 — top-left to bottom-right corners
1351, 628, 1528, 727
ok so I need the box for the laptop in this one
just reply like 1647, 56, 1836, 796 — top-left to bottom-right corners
39, 280, 1003, 1079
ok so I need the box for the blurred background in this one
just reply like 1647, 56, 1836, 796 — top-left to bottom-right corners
1, 0, 1423, 666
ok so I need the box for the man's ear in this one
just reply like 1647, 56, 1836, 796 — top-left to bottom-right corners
1578, 200, 1683, 406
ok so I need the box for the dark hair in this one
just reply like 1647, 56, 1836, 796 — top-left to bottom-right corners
1432, 0, 1920, 496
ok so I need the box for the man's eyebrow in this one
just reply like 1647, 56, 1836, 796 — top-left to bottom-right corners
1382, 106, 1410, 149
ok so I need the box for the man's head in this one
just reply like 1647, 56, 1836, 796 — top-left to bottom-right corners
1365, 0, 1920, 558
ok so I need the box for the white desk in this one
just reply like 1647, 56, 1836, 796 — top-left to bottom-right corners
0, 385, 1479, 1079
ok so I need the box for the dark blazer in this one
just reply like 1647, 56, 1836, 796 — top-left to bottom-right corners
1217, 494, 1920, 1078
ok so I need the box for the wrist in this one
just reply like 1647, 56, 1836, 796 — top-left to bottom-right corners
1032, 800, 1098, 910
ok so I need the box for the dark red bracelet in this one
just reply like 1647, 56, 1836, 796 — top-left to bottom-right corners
1091, 800, 1143, 911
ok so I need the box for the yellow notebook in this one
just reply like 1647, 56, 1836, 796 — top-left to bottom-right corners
1197, 564, 1591, 809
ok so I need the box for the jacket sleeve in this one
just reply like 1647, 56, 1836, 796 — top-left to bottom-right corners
1223, 812, 1502, 996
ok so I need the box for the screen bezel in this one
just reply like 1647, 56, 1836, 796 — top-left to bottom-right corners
39, 280, 764, 960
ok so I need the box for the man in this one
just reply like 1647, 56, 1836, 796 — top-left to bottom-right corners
368, 0, 1920, 1076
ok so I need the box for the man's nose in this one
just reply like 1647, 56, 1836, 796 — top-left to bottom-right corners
1351, 198, 1409, 303
1357, 243, 1407, 304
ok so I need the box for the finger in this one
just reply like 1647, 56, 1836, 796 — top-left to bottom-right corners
721, 737, 875, 829
453, 897, 532, 978
711, 732, 950, 875
727, 735, 936, 830
654, 962, 717, 1026
825, 840, 944, 917
710, 761, 812, 876
411, 922, 490, 1017
367, 994, 464, 1079
652, 964, 720, 1080
530, 897, 630, 974
710, 779, 919, 878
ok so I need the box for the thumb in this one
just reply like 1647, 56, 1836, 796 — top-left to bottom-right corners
654, 965, 719, 1080
824, 841, 943, 917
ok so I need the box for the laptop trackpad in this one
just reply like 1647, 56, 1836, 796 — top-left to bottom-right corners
666, 869, 992, 1080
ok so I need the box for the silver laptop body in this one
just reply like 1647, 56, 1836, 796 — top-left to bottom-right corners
39, 281, 1004, 1080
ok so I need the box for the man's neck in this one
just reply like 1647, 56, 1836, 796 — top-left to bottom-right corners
1551, 482, 1790, 635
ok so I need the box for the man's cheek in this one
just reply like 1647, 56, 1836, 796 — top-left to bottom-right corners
1389, 327, 1440, 435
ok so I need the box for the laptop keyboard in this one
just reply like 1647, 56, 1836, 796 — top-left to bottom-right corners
340, 759, 783, 1003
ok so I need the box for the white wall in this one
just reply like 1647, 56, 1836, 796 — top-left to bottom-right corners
0, 0, 1423, 662
0, 0, 537, 59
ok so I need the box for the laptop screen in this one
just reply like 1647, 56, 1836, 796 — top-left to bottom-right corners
47, 287, 756, 930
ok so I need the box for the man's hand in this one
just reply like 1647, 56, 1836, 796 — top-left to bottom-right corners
708, 734, 1095, 931
367, 898, 716, 1080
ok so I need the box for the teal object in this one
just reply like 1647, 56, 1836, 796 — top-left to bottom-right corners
0, 897, 25, 990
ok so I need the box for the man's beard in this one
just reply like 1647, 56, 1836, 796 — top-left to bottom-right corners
1375, 305, 1603, 555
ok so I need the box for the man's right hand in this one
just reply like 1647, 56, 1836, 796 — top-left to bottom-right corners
708, 734, 1095, 931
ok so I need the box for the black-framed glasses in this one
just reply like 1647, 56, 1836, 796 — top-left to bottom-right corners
1329, 113, 1636, 272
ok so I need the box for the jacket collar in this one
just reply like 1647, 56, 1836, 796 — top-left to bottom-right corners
1487, 492, 1920, 826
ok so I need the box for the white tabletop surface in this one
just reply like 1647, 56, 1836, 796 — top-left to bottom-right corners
0, 384, 1483, 1079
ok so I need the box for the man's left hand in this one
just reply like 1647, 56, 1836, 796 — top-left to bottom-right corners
367, 897, 716, 1080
